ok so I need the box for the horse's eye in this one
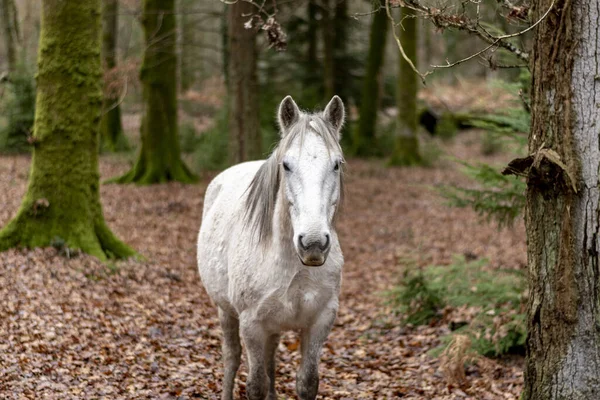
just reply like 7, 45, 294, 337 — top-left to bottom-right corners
333, 161, 340, 171
283, 162, 291, 172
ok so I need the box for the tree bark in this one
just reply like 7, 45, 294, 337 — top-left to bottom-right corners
100, 0, 129, 152
389, 7, 421, 166
0, 0, 135, 261
352, 1, 388, 157
112, 0, 196, 184
0, 0, 19, 72
523, 0, 600, 397
227, 0, 261, 164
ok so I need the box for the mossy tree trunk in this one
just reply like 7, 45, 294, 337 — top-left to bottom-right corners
0, 0, 18, 73
179, 0, 196, 92
227, 0, 261, 164
112, 0, 196, 184
100, 0, 129, 152
523, 0, 600, 397
352, 1, 388, 156
0, 0, 135, 261
389, 7, 421, 166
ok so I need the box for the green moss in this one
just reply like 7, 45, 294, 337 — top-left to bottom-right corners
390, 7, 421, 165
388, 136, 422, 166
0, 63, 35, 152
0, 0, 135, 261
100, 104, 129, 152
110, 0, 196, 184
99, 0, 128, 153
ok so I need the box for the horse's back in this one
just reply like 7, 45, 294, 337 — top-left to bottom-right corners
197, 160, 265, 311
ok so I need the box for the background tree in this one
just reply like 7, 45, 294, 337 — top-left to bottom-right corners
0, 0, 19, 73
306, 0, 318, 75
321, 0, 335, 100
179, 0, 197, 92
100, 0, 129, 152
332, 0, 351, 104
352, 1, 388, 156
227, 0, 261, 164
112, 0, 196, 184
0, 0, 135, 260
0, 0, 35, 152
389, 7, 421, 166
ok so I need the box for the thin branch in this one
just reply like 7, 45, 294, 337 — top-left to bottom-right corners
431, 41, 498, 69
102, 77, 129, 116
392, 0, 532, 61
385, 0, 432, 84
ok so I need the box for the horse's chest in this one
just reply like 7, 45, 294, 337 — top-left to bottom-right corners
258, 271, 331, 330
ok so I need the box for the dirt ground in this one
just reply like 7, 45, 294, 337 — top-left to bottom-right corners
0, 132, 526, 399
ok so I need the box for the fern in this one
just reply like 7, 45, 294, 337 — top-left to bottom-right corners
439, 71, 530, 227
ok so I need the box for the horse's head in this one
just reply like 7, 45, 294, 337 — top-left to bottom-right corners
277, 95, 345, 266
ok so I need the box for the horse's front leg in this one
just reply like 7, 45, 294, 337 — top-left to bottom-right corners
240, 318, 269, 400
297, 306, 337, 400
265, 333, 281, 400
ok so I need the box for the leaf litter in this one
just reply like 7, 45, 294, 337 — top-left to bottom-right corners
0, 132, 525, 399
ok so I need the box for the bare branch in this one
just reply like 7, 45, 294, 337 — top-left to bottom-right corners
431, 41, 499, 69
385, 0, 432, 84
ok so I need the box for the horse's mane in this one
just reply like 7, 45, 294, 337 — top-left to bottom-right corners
244, 112, 344, 245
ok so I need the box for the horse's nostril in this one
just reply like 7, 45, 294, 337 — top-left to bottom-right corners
298, 234, 307, 250
321, 233, 330, 250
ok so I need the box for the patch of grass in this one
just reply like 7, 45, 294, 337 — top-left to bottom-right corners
388, 255, 526, 357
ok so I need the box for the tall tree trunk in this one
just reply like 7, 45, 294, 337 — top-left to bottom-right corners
227, 0, 261, 164
523, 0, 600, 397
333, 0, 349, 101
321, 0, 335, 101
100, 0, 129, 152
389, 7, 421, 166
179, 0, 195, 92
303, 0, 321, 95
0, 0, 135, 260
112, 0, 196, 184
307, 0, 318, 67
0, 0, 19, 72
352, 1, 388, 157
1, 0, 35, 152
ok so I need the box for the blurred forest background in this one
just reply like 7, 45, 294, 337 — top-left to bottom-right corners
0, 0, 535, 398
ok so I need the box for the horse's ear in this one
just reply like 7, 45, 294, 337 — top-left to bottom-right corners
278, 95, 300, 135
324, 95, 345, 137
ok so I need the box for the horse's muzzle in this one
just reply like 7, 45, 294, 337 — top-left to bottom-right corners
297, 244, 330, 267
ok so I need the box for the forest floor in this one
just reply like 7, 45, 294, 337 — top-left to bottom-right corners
0, 131, 526, 399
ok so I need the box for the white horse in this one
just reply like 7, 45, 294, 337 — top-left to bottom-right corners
197, 95, 346, 400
